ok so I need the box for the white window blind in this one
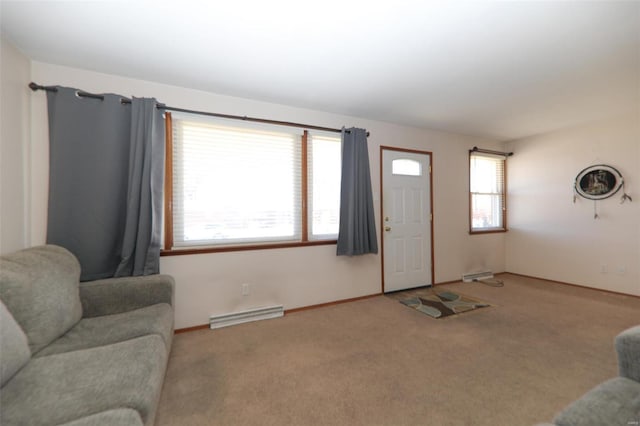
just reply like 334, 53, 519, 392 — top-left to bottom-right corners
470, 152, 505, 231
172, 117, 302, 247
308, 133, 341, 239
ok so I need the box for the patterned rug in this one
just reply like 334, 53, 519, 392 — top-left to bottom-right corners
396, 290, 490, 319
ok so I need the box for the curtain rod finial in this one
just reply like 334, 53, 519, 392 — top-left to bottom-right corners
28, 82, 58, 93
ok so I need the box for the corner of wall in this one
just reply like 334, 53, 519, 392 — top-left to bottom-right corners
0, 36, 31, 254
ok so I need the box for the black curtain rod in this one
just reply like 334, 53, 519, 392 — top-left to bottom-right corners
160, 105, 358, 135
29, 82, 132, 104
470, 146, 513, 157
29, 82, 368, 136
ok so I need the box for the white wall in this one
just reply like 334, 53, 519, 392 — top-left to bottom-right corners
28, 62, 505, 328
506, 113, 640, 295
0, 37, 30, 254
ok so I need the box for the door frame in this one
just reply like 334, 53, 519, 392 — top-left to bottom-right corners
379, 146, 435, 293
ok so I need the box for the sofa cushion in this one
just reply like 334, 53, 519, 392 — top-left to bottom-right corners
80, 274, 174, 317
35, 303, 174, 357
616, 324, 640, 382
553, 377, 640, 426
0, 245, 82, 353
0, 334, 167, 426
57, 409, 143, 426
0, 300, 31, 386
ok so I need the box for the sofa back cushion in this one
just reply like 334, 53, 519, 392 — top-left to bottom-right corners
0, 245, 82, 354
616, 324, 640, 382
0, 300, 31, 386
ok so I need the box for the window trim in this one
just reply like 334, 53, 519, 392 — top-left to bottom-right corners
161, 113, 338, 256
468, 151, 508, 235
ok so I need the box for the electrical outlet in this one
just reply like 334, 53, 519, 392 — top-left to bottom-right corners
616, 266, 626, 276
600, 265, 608, 274
242, 283, 250, 296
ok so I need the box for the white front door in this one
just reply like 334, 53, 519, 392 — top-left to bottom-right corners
381, 148, 433, 292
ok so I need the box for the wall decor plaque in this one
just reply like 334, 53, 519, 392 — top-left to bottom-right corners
574, 165, 623, 200
573, 164, 632, 219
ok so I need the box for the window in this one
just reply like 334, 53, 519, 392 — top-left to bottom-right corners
469, 152, 506, 233
308, 134, 341, 239
392, 158, 422, 176
166, 113, 341, 251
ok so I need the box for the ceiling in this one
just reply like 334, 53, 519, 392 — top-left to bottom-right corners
1, 1, 638, 141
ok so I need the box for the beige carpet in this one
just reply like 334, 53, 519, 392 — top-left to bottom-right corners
156, 274, 640, 426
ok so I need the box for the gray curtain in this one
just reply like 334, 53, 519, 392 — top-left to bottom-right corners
336, 127, 378, 256
46, 87, 165, 281
114, 98, 165, 277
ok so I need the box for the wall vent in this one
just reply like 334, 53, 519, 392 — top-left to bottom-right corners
209, 305, 284, 329
462, 270, 494, 282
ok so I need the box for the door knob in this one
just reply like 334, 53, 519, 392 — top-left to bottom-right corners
384, 226, 391, 232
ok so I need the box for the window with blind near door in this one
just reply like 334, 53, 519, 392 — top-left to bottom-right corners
469, 152, 507, 233
169, 114, 341, 250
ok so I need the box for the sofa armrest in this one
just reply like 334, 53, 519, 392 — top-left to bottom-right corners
615, 324, 640, 382
79, 274, 174, 318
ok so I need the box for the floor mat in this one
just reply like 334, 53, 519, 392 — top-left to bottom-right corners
394, 290, 490, 319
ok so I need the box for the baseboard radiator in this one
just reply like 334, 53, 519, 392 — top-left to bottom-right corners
209, 305, 284, 329
462, 270, 494, 282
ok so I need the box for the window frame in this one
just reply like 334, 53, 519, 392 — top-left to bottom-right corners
468, 151, 508, 235
162, 113, 340, 256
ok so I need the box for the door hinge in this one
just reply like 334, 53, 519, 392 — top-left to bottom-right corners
430, 213, 433, 221
429, 165, 432, 173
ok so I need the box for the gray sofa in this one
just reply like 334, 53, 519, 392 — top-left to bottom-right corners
0, 245, 174, 426
538, 325, 640, 426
